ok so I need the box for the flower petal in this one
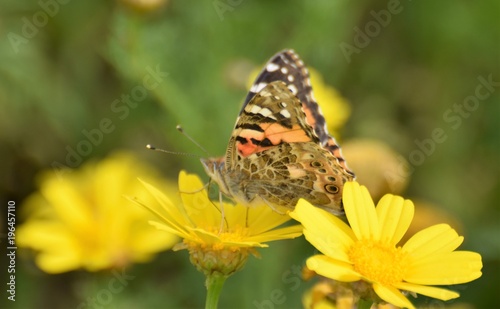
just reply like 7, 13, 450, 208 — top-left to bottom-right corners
405, 251, 482, 285
42, 177, 94, 231
247, 225, 303, 244
178, 171, 221, 227
395, 282, 459, 301
403, 224, 463, 259
149, 221, 191, 240
137, 179, 191, 234
306, 255, 361, 282
343, 182, 379, 240
17, 221, 83, 273
376, 194, 414, 245
372, 283, 415, 309
290, 199, 355, 262
245, 205, 291, 234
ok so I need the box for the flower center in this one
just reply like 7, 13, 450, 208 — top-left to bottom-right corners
199, 225, 250, 250
348, 239, 408, 285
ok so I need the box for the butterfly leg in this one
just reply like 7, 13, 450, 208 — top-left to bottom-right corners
245, 207, 250, 228
218, 190, 227, 234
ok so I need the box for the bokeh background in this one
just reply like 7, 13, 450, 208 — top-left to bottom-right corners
1, 1, 499, 308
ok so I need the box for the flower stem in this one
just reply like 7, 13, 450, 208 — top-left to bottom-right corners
205, 273, 227, 309
358, 298, 373, 309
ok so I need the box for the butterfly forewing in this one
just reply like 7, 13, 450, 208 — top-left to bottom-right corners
244, 50, 354, 176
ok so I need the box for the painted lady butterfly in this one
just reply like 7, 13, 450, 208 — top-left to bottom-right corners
201, 50, 355, 215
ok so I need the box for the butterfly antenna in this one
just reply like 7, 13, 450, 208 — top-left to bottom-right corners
146, 144, 201, 158
176, 125, 210, 156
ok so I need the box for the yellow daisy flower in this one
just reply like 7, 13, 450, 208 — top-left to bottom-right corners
17, 152, 178, 274
133, 171, 302, 307
134, 171, 302, 274
290, 182, 482, 309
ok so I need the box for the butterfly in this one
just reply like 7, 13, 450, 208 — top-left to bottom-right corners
201, 50, 354, 215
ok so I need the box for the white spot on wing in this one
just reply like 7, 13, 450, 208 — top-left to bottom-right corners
287, 75, 294, 82
249, 105, 261, 114
266, 63, 280, 72
258, 107, 273, 117
281, 67, 288, 74
250, 82, 268, 93
280, 109, 291, 118
288, 84, 298, 95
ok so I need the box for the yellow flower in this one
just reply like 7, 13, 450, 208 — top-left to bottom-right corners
341, 139, 410, 199
290, 182, 482, 309
17, 152, 178, 274
247, 65, 351, 137
119, 0, 169, 13
133, 171, 303, 277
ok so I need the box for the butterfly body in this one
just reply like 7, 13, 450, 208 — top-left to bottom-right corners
202, 50, 354, 215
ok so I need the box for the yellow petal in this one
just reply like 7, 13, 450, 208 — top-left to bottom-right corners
17, 221, 74, 251
306, 255, 361, 282
178, 171, 221, 227
129, 223, 178, 253
405, 251, 482, 285
290, 199, 355, 262
376, 194, 414, 245
247, 225, 303, 243
42, 177, 94, 231
18, 222, 84, 274
138, 179, 191, 234
93, 155, 130, 212
395, 282, 459, 301
245, 205, 291, 234
343, 182, 379, 240
372, 283, 415, 309
36, 250, 83, 274
403, 224, 463, 259
149, 221, 191, 240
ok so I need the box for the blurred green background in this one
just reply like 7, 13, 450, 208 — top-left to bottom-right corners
1, 0, 499, 308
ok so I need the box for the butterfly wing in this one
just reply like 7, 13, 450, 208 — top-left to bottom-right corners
230, 141, 350, 214
244, 49, 354, 176
226, 81, 319, 166
202, 50, 355, 213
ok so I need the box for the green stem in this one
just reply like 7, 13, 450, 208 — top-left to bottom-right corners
205, 273, 227, 309
358, 298, 373, 309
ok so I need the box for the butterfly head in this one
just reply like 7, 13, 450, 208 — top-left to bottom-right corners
200, 157, 231, 196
